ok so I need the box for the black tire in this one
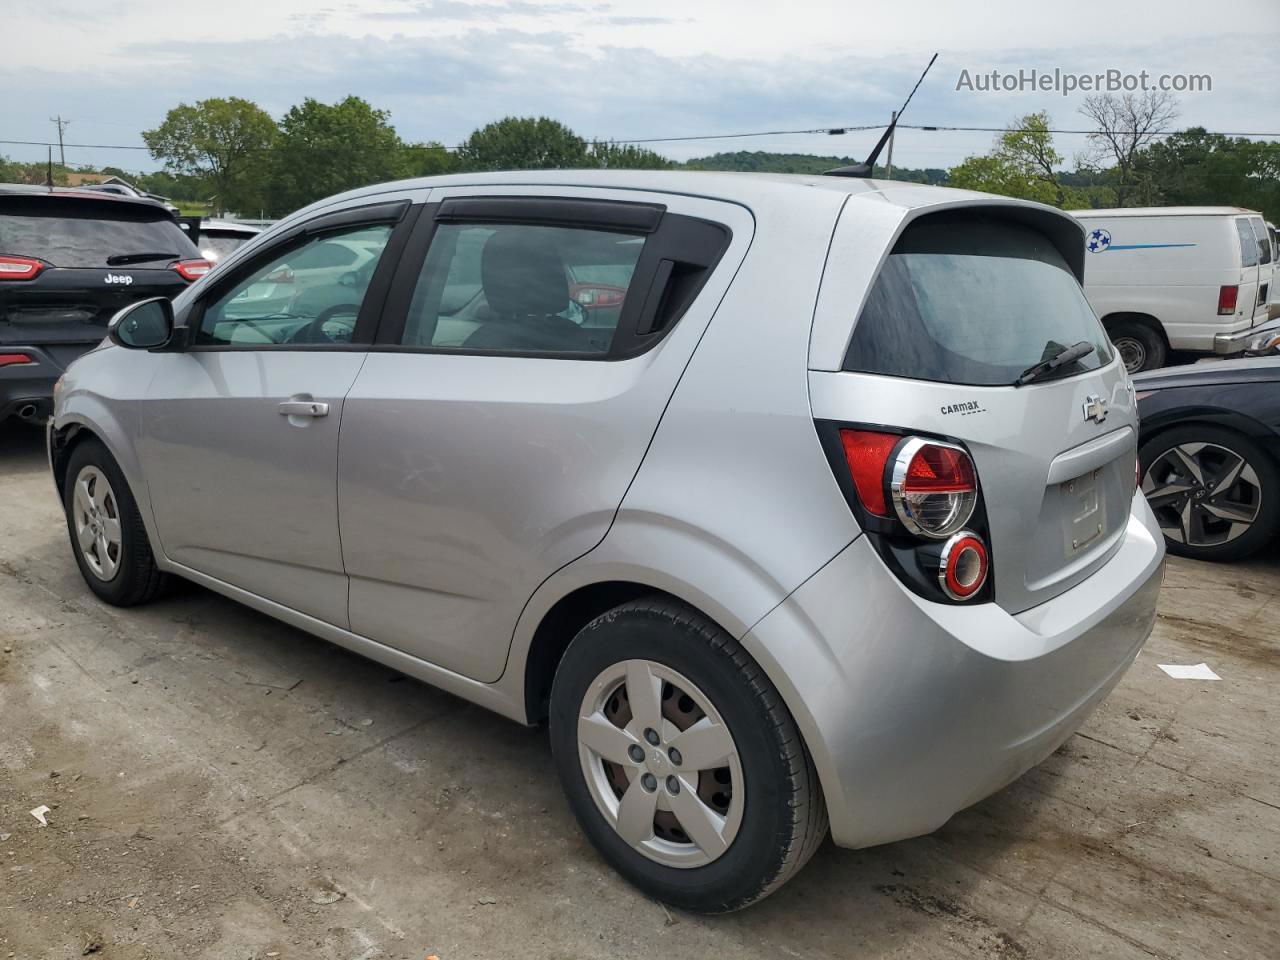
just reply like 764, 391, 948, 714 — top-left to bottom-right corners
1139, 424, 1280, 562
549, 596, 827, 913
63, 438, 168, 606
1109, 320, 1167, 373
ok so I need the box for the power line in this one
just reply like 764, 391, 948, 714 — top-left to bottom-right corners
2, 122, 1277, 156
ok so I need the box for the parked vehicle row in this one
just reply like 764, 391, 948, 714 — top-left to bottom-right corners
47, 171, 1165, 911
1071, 206, 1277, 373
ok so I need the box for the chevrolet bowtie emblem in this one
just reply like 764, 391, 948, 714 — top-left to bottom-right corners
1082, 394, 1109, 424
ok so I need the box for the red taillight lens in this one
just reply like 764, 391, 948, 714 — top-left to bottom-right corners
891, 438, 978, 538
0, 352, 35, 367
570, 283, 628, 308
265, 266, 295, 284
1218, 284, 1238, 315
838, 429, 900, 516
0, 256, 43, 281
939, 532, 989, 601
173, 259, 213, 282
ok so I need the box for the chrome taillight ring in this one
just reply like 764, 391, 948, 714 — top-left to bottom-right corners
888, 436, 977, 539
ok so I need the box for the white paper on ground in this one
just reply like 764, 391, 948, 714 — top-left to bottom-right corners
1157, 662, 1222, 681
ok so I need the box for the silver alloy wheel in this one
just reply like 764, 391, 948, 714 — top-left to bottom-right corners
72, 465, 123, 581
1114, 336, 1147, 374
577, 659, 744, 868
1142, 441, 1262, 546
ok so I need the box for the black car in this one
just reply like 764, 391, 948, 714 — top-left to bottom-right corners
0, 185, 209, 424
1136, 357, 1280, 561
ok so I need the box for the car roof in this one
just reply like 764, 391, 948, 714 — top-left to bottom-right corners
201, 219, 263, 234
287, 169, 1063, 220
0, 182, 175, 212
1069, 206, 1260, 218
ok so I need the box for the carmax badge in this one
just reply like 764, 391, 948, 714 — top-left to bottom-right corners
1082, 394, 1109, 424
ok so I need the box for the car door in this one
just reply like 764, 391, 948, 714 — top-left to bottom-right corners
133, 198, 421, 627
337, 188, 752, 682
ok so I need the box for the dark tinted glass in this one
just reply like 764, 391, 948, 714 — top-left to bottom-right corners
0, 201, 197, 267
843, 217, 1112, 386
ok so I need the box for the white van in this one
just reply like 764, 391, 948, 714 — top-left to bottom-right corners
1070, 207, 1277, 372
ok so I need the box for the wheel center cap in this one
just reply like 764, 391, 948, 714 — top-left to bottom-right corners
649, 750, 669, 775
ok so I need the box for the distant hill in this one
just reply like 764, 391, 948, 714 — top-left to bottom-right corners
682, 150, 949, 185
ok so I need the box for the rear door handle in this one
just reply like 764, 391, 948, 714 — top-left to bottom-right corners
278, 400, 329, 417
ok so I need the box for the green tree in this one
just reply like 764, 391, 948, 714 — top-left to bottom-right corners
588, 141, 672, 170
1079, 91, 1178, 207
268, 96, 407, 215
142, 97, 277, 215
948, 113, 1065, 206
402, 140, 457, 178
455, 116, 589, 171
1133, 128, 1280, 222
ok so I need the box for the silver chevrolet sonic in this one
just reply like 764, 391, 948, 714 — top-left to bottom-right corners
47, 171, 1165, 912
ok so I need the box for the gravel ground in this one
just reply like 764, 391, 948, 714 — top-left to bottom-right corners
1, 420, 1277, 959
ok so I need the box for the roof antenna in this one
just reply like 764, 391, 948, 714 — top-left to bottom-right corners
46, 146, 55, 188
826, 52, 938, 178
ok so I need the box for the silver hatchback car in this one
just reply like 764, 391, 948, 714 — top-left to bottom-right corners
48, 171, 1165, 912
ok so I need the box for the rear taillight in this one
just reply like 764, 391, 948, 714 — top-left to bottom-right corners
265, 266, 295, 284
1218, 285, 1238, 316
173, 259, 213, 282
0, 352, 35, 367
889, 437, 978, 538
0, 256, 43, 281
833, 427, 990, 603
570, 283, 628, 308
939, 532, 989, 600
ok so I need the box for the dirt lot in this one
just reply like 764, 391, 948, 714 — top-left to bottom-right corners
1, 420, 1278, 960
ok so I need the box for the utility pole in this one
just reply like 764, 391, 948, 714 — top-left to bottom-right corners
885, 111, 897, 180
49, 115, 69, 169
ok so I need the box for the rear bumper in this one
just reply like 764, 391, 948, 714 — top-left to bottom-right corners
1214, 318, 1280, 355
0, 344, 83, 423
743, 492, 1165, 850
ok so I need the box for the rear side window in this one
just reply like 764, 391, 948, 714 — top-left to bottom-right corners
843, 217, 1112, 386
401, 222, 644, 355
1236, 219, 1259, 267
1250, 217, 1272, 265
0, 199, 197, 267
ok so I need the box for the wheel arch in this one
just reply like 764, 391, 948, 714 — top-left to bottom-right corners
1102, 311, 1169, 347
1140, 406, 1280, 455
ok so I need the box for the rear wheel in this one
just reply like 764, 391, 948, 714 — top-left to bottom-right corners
1140, 425, 1280, 561
1110, 320, 1166, 373
63, 439, 168, 605
549, 597, 827, 913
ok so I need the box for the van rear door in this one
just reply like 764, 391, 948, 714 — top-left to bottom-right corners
809, 204, 1139, 613
1248, 216, 1272, 319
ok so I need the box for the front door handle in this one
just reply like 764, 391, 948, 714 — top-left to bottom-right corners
278, 400, 329, 417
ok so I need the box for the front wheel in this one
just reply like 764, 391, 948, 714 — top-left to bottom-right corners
63, 438, 168, 605
549, 597, 827, 913
1140, 425, 1280, 561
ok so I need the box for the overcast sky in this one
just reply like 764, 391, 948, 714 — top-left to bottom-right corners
4, 0, 1278, 173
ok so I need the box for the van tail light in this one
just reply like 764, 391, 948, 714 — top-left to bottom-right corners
938, 532, 989, 600
1218, 285, 1238, 315
0, 256, 43, 281
173, 259, 213, 282
0, 352, 35, 367
832, 426, 990, 604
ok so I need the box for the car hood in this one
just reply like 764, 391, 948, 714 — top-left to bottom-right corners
1133, 357, 1280, 391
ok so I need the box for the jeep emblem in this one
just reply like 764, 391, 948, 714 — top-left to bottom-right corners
104, 273, 134, 285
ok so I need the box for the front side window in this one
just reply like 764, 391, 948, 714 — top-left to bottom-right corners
1236, 219, 1259, 268
400, 222, 644, 356
196, 224, 392, 346
844, 217, 1112, 386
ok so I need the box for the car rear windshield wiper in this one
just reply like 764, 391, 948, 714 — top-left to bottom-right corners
1015, 341, 1095, 386
105, 252, 180, 266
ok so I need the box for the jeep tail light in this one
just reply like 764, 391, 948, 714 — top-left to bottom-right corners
0, 352, 35, 367
265, 266, 294, 284
890, 437, 978, 538
570, 283, 628, 308
0, 256, 43, 281
1218, 285, 1238, 316
173, 259, 212, 282
939, 532, 988, 601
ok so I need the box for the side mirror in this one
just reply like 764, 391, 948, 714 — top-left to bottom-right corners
107, 297, 174, 350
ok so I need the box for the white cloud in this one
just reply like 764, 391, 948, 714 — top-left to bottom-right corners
3, 0, 1277, 171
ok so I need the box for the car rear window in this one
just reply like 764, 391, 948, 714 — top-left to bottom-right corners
1250, 217, 1272, 265
0, 198, 197, 268
842, 216, 1112, 386
1236, 218, 1259, 268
